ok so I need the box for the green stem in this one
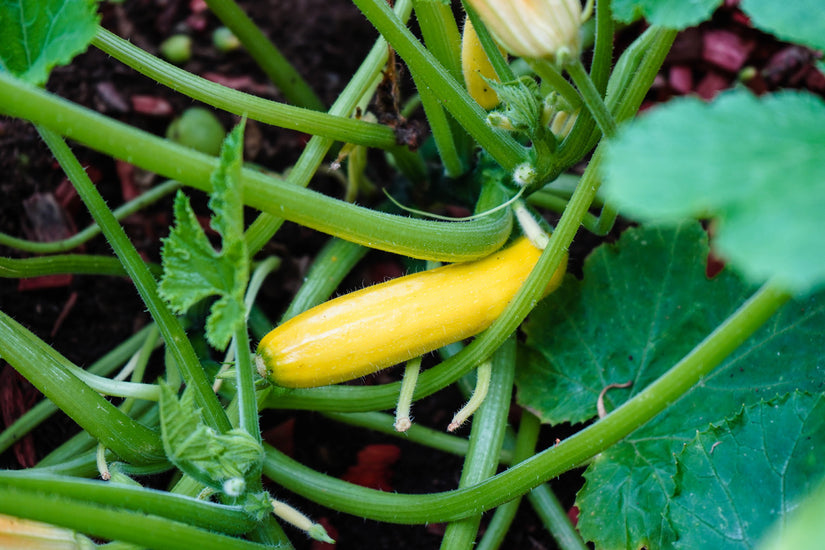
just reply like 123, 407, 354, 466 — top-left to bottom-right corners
38, 127, 231, 433
527, 59, 582, 110
233, 324, 260, 442
351, 0, 528, 171
565, 57, 617, 139
589, 0, 614, 95
528, 484, 588, 550
0, 74, 512, 262
92, 28, 393, 149
203, 0, 325, 111
440, 337, 516, 549
0, 324, 158, 455
0, 179, 181, 253
0, 487, 267, 550
411, 66, 465, 177
0, 471, 254, 535
322, 411, 514, 463
0, 310, 165, 464
475, 410, 540, 550
0, 254, 162, 279
261, 282, 790, 523
414, 0, 463, 80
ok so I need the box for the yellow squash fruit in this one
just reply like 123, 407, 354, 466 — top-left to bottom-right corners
256, 237, 567, 388
461, 17, 505, 110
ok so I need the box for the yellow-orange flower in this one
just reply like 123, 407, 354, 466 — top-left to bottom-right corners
466, 0, 582, 60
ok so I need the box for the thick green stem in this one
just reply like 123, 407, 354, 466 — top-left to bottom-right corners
589, 0, 614, 95
565, 57, 617, 139
0, 324, 158, 455
261, 282, 790, 522
92, 29, 392, 148
0, 310, 165, 464
233, 324, 260, 442
0, 486, 268, 550
440, 337, 516, 549
0, 254, 161, 279
351, 0, 528, 171
38, 128, 231, 433
203, 0, 325, 111
0, 74, 512, 262
0, 471, 254, 535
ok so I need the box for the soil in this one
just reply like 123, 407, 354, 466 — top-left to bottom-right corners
1, 1, 823, 549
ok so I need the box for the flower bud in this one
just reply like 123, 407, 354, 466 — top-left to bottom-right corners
466, 0, 582, 61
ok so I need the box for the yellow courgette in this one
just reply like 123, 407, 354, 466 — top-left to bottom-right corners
461, 17, 505, 110
256, 237, 566, 388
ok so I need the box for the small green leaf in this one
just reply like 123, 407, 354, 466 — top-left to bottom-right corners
669, 392, 825, 549
611, 0, 722, 29
517, 222, 825, 548
159, 383, 263, 494
159, 120, 249, 350
0, 0, 99, 85
602, 90, 825, 294
741, 0, 825, 51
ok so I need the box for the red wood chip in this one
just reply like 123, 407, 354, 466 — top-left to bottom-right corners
702, 30, 754, 73
695, 72, 731, 100
340, 444, 401, 491
130, 95, 174, 116
668, 65, 694, 95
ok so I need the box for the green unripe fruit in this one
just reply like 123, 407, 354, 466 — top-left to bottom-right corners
166, 108, 225, 156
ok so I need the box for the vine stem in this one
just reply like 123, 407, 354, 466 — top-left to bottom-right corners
92, 28, 393, 149
262, 280, 791, 522
565, 57, 617, 139
0, 73, 511, 262
37, 127, 231, 434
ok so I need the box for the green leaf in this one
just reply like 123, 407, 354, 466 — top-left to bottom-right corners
759, 478, 825, 550
611, 0, 722, 29
0, 0, 99, 86
516, 222, 825, 548
159, 383, 263, 495
741, 0, 825, 51
158, 121, 248, 350
602, 90, 825, 294
669, 392, 825, 549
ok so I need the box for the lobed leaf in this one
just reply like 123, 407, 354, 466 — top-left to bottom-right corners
611, 0, 722, 29
741, 0, 825, 51
159, 384, 263, 494
158, 121, 249, 350
669, 392, 825, 549
0, 0, 99, 85
602, 90, 825, 294
517, 222, 825, 548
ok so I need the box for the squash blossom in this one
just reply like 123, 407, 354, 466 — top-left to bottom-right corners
466, 0, 582, 61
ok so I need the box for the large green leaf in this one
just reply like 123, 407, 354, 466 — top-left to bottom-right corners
0, 0, 99, 85
669, 392, 825, 549
611, 0, 722, 29
517, 222, 825, 549
741, 0, 825, 51
602, 90, 825, 294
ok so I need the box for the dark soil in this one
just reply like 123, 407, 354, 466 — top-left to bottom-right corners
1, 1, 823, 549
